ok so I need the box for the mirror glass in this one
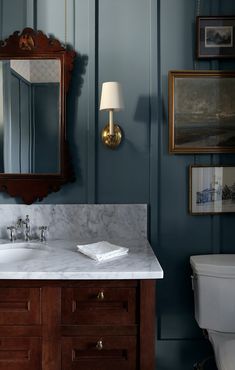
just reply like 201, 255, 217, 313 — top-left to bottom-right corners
0, 59, 61, 174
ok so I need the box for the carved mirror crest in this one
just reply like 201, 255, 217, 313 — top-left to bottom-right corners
0, 28, 75, 204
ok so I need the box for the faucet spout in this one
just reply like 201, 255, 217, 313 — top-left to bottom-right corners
22, 215, 30, 241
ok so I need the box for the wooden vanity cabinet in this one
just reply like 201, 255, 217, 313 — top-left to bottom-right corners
0, 280, 155, 370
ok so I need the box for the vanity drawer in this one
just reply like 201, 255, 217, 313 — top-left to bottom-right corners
61, 286, 137, 325
0, 337, 41, 369
62, 336, 136, 370
0, 288, 41, 325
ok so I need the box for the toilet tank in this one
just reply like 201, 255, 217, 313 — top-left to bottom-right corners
190, 255, 235, 333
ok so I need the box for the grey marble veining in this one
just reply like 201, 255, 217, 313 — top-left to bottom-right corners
0, 239, 163, 280
0, 204, 147, 242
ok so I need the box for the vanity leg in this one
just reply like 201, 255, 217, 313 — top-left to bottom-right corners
140, 280, 156, 370
42, 287, 61, 370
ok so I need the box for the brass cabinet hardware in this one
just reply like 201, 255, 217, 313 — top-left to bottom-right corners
96, 340, 103, 350
97, 291, 105, 300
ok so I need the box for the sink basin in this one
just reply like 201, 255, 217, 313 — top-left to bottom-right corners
0, 242, 47, 263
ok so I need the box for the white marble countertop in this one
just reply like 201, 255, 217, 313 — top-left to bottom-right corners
0, 239, 163, 280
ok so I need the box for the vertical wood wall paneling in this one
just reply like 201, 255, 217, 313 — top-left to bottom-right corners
209, 0, 222, 255
159, 0, 211, 342
66, 0, 75, 47
36, 0, 95, 203
36, 0, 75, 203
149, 0, 160, 246
219, 0, 235, 254
66, 0, 97, 203
66, 0, 89, 203
149, 0, 161, 351
26, 0, 35, 28
0, 0, 3, 39
86, 0, 97, 203
97, 0, 151, 203
37, 0, 65, 42
1, 0, 27, 39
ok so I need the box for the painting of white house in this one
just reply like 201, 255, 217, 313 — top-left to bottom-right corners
190, 166, 235, 214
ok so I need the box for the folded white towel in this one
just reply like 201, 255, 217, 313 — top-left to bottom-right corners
77, 241, 129, 262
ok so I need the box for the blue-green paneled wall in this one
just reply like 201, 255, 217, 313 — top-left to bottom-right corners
0, 0, 235, 369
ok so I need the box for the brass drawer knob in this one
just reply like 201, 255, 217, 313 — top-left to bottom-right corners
97, 291, 105, 300
96, 340, 103, 350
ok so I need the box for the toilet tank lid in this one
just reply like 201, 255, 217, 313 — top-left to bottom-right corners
190, 255, 235, 278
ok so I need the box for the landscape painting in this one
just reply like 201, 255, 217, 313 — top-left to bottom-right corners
169, 71, 235, 153
190, 166, 235, 214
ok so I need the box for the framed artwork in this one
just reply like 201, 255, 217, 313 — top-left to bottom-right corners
197, 16, 235, 58
189, 165, 235, 215
168, 70, 235, 154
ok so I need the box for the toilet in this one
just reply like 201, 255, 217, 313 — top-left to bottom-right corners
190, 254, 235, 370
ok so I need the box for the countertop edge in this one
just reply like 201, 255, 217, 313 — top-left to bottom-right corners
0, 272, 164, 280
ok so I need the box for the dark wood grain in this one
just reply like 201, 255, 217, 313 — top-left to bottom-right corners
0, 279, 156, 370
42, 287, 61, 370
0, 279, 137, 287
0, 325, 42, 337
62, 336, 137, 370
139, 280, 156, 370
0, 287, 41, 325
61, 325, 137, 336
62, 286, 137, 325
0, 337, 41, 369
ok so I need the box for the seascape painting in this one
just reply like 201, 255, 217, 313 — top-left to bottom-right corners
190, 166, 235, 214
172, 74, 235, 152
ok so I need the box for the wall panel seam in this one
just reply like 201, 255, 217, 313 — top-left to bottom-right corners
149, 0, 161, 338
86, 0, 97, 203
33, 0, 37, 30
149, 0, 160, 245
0, 0, 3, 39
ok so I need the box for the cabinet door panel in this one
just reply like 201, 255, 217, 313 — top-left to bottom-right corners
0, 288, 41, 325
62, 336, 136, 370
0, 338, 41, 369
61, 287, 136, 325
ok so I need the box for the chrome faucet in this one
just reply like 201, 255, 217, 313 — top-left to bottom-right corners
14, 215, 31, 242
7, 215, 48, 242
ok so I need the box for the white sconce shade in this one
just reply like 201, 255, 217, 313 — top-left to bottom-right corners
100, 81, 124, 149
100, 82, 124, 111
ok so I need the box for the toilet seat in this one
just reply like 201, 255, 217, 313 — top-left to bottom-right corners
208, 330, 235, 370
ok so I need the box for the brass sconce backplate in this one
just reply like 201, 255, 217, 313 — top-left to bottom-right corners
101, 123, 122, 149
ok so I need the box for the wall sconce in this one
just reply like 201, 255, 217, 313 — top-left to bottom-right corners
100, 81, 124, 149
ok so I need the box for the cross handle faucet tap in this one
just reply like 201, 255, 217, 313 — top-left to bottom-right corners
7, 226, 16, 242
39, 226, 47, 242
8, 215, 31, 242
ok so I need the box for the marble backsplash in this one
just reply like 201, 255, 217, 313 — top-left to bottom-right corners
0, 204, 147, 242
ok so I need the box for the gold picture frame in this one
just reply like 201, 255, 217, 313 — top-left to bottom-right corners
169, 70, 235, 154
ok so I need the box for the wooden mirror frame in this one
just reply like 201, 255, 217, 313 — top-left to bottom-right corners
0, 28, 75, 204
